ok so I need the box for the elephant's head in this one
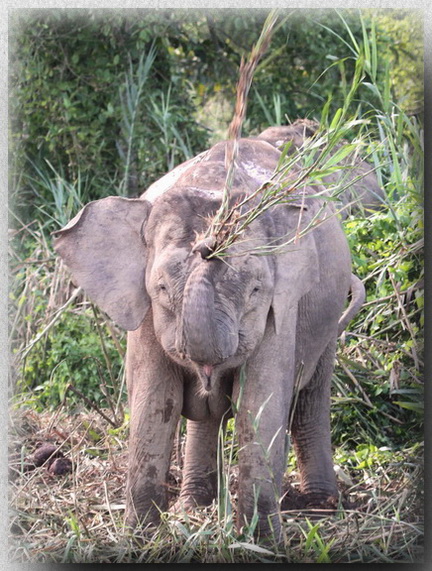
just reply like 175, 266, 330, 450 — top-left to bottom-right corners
53, 139, 320, 393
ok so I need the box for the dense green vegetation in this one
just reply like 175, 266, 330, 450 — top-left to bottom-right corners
9, 9, 423, 563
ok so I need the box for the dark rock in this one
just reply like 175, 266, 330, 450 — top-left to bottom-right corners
47, 457, 73, 476
32, 443, 63, 467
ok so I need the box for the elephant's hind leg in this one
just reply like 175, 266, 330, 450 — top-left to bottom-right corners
291, 340, 338, 503
175, 417, 225, 511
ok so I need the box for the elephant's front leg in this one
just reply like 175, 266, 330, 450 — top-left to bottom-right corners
234, 317, 297, 540
177, 416, 225, 509
125, 318, 183, 529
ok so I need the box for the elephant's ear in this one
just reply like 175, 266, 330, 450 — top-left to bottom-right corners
271, 224, 319, 335
53, 196, 151, 331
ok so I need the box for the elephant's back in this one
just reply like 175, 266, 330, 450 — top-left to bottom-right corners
143, 137, 282, 205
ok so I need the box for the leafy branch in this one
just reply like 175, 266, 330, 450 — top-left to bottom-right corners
200, 16, 377, 260
204, 10, 280, 240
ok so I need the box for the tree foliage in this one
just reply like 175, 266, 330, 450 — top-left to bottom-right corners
9, 10, 209, 212
10, 9, 422, 218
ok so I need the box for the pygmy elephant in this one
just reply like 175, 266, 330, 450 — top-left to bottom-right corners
54, 123, 367, 540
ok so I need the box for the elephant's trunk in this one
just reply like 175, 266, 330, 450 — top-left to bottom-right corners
178, 259, 238, 365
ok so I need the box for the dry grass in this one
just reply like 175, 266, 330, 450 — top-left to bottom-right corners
8, 406, 423, 564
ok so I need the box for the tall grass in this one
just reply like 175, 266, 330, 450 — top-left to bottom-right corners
148, 85, 196, 171
117, 43, 199, 196
117, 45, 157, 196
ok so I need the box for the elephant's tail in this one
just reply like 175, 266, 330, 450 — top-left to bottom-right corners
338, 274, 366, 335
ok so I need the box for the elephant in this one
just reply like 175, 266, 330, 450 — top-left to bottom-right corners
256, 119, 385, 217
53, 124, 368, 540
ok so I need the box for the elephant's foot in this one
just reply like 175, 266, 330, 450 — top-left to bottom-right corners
301, 491, 339, 510
125, 488, 166, 534
175, 472, 217, 513
124, 510, 161, 546
281, 485, 339, 517
170, 492, 214, 515
125, 507, 161, 532
171, 496, 197, 514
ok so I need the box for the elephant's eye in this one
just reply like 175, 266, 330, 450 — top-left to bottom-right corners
251, 284, 261, 296
157, 282, 175, 310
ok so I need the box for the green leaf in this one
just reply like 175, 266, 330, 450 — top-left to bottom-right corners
321, 143, 357, 169
320, 95, 332, 127
229, 542, 275, 555
361, 18, 371, 75
329, 108, 343, 131
304, 521, 321, 550
393, 401, 424, 413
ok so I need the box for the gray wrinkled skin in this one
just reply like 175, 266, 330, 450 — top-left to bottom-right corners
53, 126, 369, 540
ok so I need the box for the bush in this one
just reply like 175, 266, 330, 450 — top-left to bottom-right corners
9, 10, 209, 222
21, 309, 124, 410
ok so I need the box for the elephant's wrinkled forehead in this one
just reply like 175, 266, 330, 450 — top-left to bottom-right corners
146, 187, 222, 250
144, 137, 283, 253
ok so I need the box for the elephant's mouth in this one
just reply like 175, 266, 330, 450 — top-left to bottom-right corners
200, 364, 214, 392
168, 339, 248, 394
194, 362, 223, 395
177, 359, 219, 394
168, 327, 255, 394
192, 355, 245, 395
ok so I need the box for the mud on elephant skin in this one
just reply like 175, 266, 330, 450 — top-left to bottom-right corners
53, 125, 369, 540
